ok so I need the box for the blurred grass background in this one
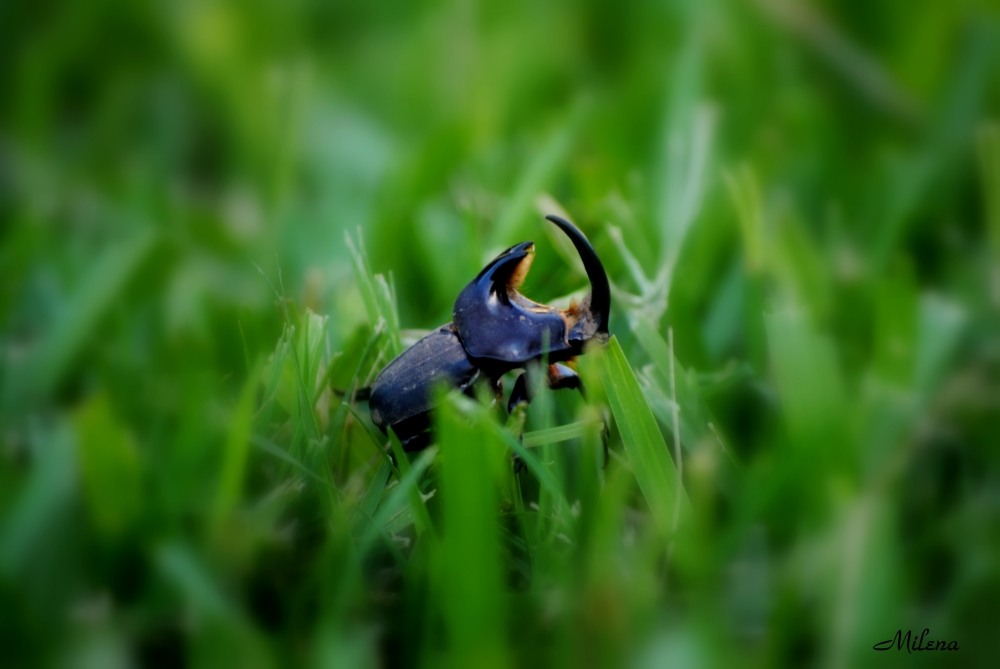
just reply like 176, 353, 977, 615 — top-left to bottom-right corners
2, 0, 1000, 667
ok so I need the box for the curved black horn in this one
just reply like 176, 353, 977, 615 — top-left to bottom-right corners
545, 215, 610, 334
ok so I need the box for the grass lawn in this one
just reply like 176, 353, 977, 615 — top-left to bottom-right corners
2, 1, 999, 667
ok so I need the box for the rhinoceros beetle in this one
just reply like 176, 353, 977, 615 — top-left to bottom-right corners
368, 215, 610, 450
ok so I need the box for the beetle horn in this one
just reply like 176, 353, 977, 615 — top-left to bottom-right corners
545, 215, 610, 335
467, 241, 536, 302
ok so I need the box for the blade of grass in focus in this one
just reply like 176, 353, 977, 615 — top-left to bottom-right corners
597, 336, 690, 532
346, 228, 402, 358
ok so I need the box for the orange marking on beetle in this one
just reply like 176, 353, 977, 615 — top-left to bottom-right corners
506, 245, 535, 291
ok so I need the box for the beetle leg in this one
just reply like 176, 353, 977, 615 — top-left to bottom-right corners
506, 375, 532, 474
507, 363, 586, 415
507, 365, 602, 471
400, 431, 433, 452
490, 375, 505, 409
507, 372, 531, 414
548, 362, 583, 394
505, 400, 530, 475
332, 386, 371, 401
600, 412, 610, 469
548, 363, 607, 465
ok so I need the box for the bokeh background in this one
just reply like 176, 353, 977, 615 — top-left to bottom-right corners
3, 0, 1000, 667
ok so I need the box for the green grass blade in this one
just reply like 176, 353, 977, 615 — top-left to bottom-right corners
389, 429, 435, 539
6, 228, 157, 404
357, 447, 437, 557
315, 351, 343, 404
301, 310, 330, 403
453, 391, 567, 506
251, 434, 333, 488
763, 310, 853, 519
345, 228, 382, 333
354, 460, 391, 535
289, 331, 321, 443
345, 403, 401, 481
436, 395, 509, 669
764, 310, 848, 448
0, 421, 76, 574
724, 165, 765, 274
255, 325, 292, 433
213, 361, 263, 524
914, 294, 966, 396
631, 317, 740, 482
978, 122, 1000, 264
382, 506, 416, 536
374, 274, 402, 357
872, 262, 918, 387
74, 393, 142, 536
346, 228, 402, 358
522, 421, 591, 447
495, 426, 565, 505
597, 336, 689, 532
155, 543, 234, 621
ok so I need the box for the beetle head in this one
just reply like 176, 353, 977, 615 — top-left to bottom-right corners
452, 215, 610, 365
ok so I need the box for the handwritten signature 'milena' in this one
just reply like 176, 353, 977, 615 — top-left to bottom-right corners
874, 629, 958, 652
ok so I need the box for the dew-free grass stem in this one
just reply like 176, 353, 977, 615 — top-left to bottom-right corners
669, 327, 683, 542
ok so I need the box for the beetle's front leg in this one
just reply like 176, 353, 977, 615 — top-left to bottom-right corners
508, 363, 608, 469
507, 362, 584, 414
541, 363, 608, 467
507, 372, 531, 414
548, 362, 583, 394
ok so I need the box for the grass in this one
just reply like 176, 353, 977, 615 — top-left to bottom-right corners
2, 1, 1000, 667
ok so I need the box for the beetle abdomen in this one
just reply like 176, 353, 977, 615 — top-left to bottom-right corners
368, 324, 479, 433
